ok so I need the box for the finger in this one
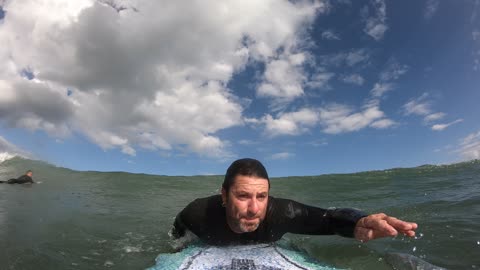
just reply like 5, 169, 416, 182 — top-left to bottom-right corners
359, 213, 388, 228
399, 230, 416, 237
385, 217, 418, 231
372, 224, 398, 239
354, 227, 374, 242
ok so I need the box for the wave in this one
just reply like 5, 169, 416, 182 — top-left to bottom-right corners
0, 152, 18, 163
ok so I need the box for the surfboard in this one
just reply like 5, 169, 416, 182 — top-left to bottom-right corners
147, 243, 340, 270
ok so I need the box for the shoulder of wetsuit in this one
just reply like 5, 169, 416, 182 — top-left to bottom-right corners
174, 195, 222, 236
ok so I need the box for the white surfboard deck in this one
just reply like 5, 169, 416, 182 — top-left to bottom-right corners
147, 243, 340, 270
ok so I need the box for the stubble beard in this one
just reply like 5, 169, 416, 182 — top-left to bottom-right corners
238, 219, 260, 232
228, 215, 261, 233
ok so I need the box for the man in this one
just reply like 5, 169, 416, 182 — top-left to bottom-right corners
0, 170, 34, 184
172, 158, 417, 245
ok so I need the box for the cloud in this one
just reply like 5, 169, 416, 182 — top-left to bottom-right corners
321, 49, 371, 67
308, 139, 328, 147
270, 152, 295, 160
370, 82, 393, 97
431, 119, 463, 131
306, 72, 335, 89
472, 0, 479, 23
474, 30, 480, 41
249, 99, 396, 136
362, 0, 388, 41
424, 112, 446, 122
0, 0, 326, 158
425, 0, 439, 20
403, 93, 432, 116
261, 108, 319, 137
342, 74, 365, 85
321, 30, 340, 40
257, 53, 307, 100
238, 140, 256, 146
403, 94, 452, 125
318, 103, 390, 134
473, 30, 480, 71
370, 118, 396, 129
379, 60, 408, 81
457, 130, 480, 159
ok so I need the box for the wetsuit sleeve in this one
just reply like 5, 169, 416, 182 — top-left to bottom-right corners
171, 198, 207, 239
272, 198, 368, 238
15, 175, 34, 184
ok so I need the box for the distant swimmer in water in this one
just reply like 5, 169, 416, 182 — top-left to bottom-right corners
0, 170, 34, 184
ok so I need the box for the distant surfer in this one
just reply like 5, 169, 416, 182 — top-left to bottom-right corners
172, 158, 417, 245
0, 170, 34, 184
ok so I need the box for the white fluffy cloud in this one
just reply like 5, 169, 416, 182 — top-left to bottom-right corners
257, 53, 308, 100
458, 130, 480, 160
321, 49, 371, 67
362, 0, 388, 41
431, 119, 463, 131
270, 152, 295, 160
318, 103, 392, 134
321, 30, 340, 40
370, 83, 393, 97
379, 61, 408, 81
424, 112, 446, 122
0, 0, 326, 157
370, 118, 396, 129
252, 98, 397, 136
342, 74, 365, 85
403, 93, 432, 116
402, 93, 458, 129
261, 108, 319, 137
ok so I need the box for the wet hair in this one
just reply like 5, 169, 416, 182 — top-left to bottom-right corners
26, 170, 32, 174
222, 158, 270, 193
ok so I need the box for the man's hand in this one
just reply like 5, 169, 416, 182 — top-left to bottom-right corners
354, 213, 418, 242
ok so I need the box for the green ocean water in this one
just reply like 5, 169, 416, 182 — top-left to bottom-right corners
0, 157, 479, 270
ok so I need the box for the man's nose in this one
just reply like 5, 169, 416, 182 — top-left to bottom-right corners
248, 198, 259, 214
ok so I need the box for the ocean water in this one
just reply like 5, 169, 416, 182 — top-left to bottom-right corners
0, 156, 479, 270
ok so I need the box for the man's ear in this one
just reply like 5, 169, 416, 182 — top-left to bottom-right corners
221, 187, 227, 205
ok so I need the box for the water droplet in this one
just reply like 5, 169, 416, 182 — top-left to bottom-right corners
378, 257, 383, 262
413, 246, 416, 252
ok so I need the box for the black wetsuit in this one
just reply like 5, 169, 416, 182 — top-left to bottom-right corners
172, 195, 367, 245
0, 175, 34, 184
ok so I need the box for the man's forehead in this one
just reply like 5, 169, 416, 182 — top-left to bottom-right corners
231, 175, 269, 191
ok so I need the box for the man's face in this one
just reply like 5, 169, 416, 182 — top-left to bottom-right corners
222, 175, 269, 233
26, 171, 32, 177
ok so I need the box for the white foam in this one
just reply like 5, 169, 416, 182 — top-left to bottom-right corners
0, 152, 16, 163
123, 246, 142, 253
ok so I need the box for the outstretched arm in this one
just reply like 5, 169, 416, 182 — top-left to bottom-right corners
354, 213, 418, 242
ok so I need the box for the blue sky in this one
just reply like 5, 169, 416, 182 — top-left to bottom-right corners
0, 0, 479, 176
